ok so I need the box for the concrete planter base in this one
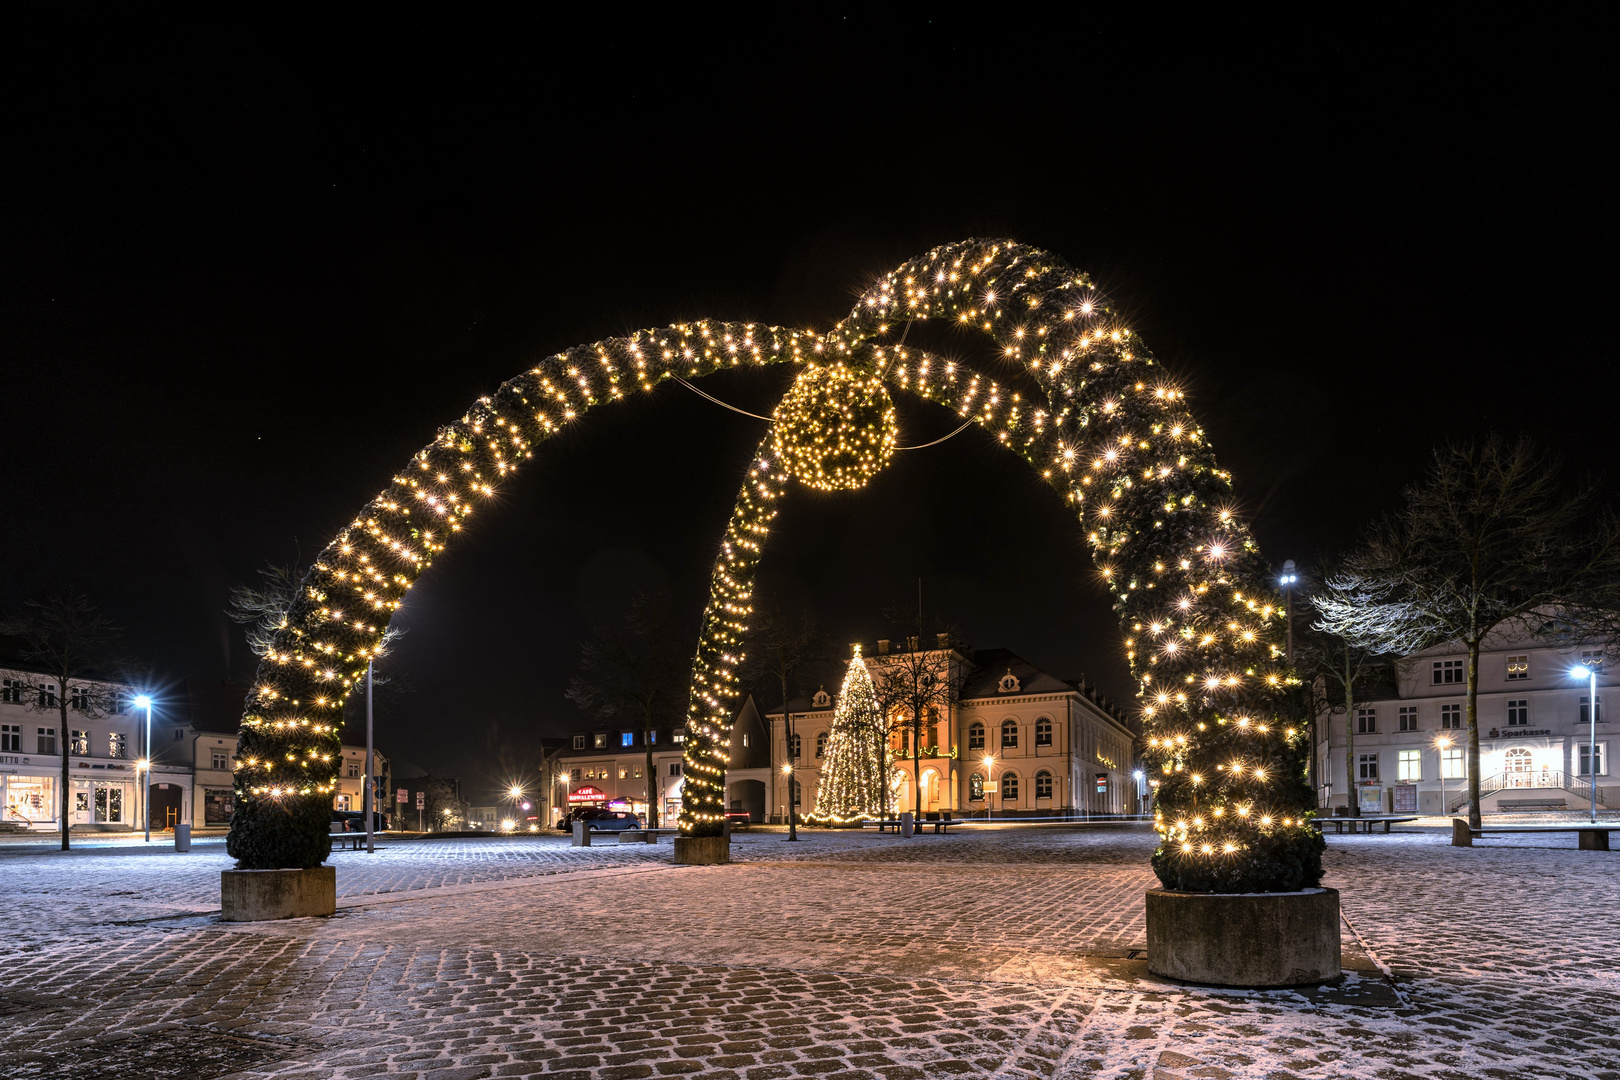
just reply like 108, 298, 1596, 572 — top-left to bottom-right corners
673, 836, 730, 865
221, 866, 337, 922
1146, 887, 1340, 987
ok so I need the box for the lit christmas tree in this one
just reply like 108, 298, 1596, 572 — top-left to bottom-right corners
811, 652, 888, 822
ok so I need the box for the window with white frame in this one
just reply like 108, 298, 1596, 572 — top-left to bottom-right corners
672, 731, 686, 744
1035, 771, 1053, 798
1579, 696, 1604, 724
38, 683, 57, 707
1433, 660, 1465, 685
668, 762, 681, 776
1035, 718, 1053, 746
1578, 743, 1607, 777
37, 727, 56, 754
1398, 706, 1419, 732
815, 731, 827, 758
593, 733, 607, 749
1356, 707, 1376, 734
570, 768, 581, 780
1507, 699, 1529, 726
1357, 753, 1379, 781
968, 772, 984, 800
791, 732, 801, 758
619, 766, 628, 779
968, 722, 985, 750
335, 794, 351, 811
1397, 749, 1421, 781
1, 678, 25, 703
572, 735, 585, 750
211, 751, 229, 770
1441, 704, 1462, 729
1506, 654, 1529, 681
0, 724, 19, 753
347, 762, 361, 778
633, 764, 643, 778
1441, 748, 1465, 778
70, 686, 90, 711
70, 730, 89, 755
108, 732, 127, 759
1000, 720, 1018, 748
1000, 772, 1019, 800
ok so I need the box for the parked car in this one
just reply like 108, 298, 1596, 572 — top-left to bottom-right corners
724, 810, 752, 829
557, 807, 643, 832
332, 810, 389, 833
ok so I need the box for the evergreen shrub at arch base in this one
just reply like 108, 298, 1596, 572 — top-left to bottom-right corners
228, 238, 1321, 892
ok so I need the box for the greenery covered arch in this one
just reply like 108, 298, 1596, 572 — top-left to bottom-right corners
231, 239, 1319, 892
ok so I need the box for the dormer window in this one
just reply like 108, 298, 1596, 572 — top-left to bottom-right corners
812, 687, 831, 709
997, 670, 1021, 694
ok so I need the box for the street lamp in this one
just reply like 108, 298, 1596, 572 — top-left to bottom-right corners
1278, 560, 1298, 664
1133, 770, 1146, 817
133, 694, 153, 841
1434, 735, 1453, 818
982, 755, 994, 821
1573, 663, 1602, 823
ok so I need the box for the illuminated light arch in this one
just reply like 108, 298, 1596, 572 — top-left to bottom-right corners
231, 238, 1317, 893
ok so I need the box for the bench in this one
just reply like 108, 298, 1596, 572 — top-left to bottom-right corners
864, 816, 958, 834
328, 832, 367, 851
1312, 815, 1418, 834
1452, 818, 1617, 850
618, 828, 680, 844
1497, 798, 1568, 811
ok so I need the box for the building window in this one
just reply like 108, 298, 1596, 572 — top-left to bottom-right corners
1507, 699, 1529, 726
1397, 750, 1421, 781
1001, 720, 1018, 748
968, 722, 985, 750
1398, 706, 1419, 732
1432, 660, 1465, 685
815, 731, 826, 758
173, 728, 183, 741
572, 735, 586, 750
1356, 708, 1376, 734
1035, 770, 1053, 798
70, 686, 90, 711
1035, 718, 1053, 747
335, 794, 351, 811
791, 778, 801, 805
593, 733, 608, 749
672, 732, 686, 744
620, 732, 634, 747
968, 772, 985, 800
347, 763, 361, 779
2, 678, 25, 703
70, 730, 89, 756
109, 732, 127, 759
1578, 744, 1607, 777
790, 732, 801, 759
1357, 753, 1379, 781
1441, 704, 1462, 729
37, 727, 57, 755
1000, 773, 1019, 800
38, 683, 58, 707
1506, 654, 1529, 681
203, 787, 234, 825
619, 766, 629, 780
669, 762, 682, 776
0, 725, 19, 753
634, 764, 643, 778
212, 751, 229, 770
570, 768, 582, 781
647, 730, 658, 744
1441, 748, 1465, 778
1579, 696, 1603, 725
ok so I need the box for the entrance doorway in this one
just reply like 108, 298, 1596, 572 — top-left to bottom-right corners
727, 779, 765, 823
148, 782, 183, 830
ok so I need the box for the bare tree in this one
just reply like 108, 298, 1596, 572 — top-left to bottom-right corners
0, 590, 125, 850
740, 608, 831, 839
566, 592, 687, 828
871, 635, 966, 826
1297, 566, 1422, 815
1315, 437, 1620, 828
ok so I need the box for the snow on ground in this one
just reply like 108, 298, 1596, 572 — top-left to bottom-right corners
1, 825, 1616, 1079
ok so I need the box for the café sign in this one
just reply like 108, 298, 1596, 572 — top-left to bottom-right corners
568, 785, 607, 804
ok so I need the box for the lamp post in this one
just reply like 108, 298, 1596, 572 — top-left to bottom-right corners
133, 694, 152, 841
1574, 664, 1601, 823
365, 661, 376, 854
1133, 770, 1146, 818
1279, 560, 1298, 664
1435, 735, 1452, 818
982, 755, 994, 821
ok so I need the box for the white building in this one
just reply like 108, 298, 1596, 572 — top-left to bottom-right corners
767, 639, 1141, 821
0, 670, 189, 833
1318, 635, 1614, 815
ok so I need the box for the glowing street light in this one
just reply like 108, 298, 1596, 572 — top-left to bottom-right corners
982, 755, 995, 821
1434, 735, 1453, 818
132, 694, 153, 841
1278, 560, 1297, 664
1573, 663, 1602, 823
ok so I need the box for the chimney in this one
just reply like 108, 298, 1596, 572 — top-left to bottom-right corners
877, 639, 890, 655
936, 632, 951, 649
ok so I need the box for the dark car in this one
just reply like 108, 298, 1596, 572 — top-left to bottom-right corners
332, 810, 389, 833
558, 807, 643, 832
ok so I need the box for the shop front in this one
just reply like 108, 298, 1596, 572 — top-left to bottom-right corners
2, 771, 56, 827
567, 785, 607, 809
71, 775, 136, 829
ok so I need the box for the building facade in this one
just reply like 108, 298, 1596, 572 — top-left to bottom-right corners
1318, 635, 1614, 814
767, 640, 1141, 821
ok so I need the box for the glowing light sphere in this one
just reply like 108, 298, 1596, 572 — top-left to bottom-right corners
771, 362, 897, 491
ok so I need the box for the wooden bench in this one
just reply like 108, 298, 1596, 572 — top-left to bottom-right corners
864, 816, 958, 834
1452, 818, 1617, 850
1313, 815, 1418, 834
328, 832, 367, 851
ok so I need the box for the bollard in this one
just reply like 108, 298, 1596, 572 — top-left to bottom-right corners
900, 812, 914, 838
572, 820, 591, 847
174, 823, 191, 852
1451, 818, 1472, 847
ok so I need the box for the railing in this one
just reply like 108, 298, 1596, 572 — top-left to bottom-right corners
1449, 771, 1601, 812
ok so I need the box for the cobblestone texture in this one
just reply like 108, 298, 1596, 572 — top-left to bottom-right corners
2, 826, 1616, 1078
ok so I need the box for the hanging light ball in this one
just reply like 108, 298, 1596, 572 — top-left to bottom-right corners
772, 362, 897, 491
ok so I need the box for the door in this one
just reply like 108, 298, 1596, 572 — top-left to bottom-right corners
1504, 748, 1533, 788
94, 783, 125, 824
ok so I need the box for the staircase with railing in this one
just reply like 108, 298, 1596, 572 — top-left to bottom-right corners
1449, 771, 1607, 813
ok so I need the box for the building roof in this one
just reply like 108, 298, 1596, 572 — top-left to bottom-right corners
959, 648, 1073, 698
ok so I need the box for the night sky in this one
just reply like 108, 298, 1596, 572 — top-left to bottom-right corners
3, 12, 1611, 792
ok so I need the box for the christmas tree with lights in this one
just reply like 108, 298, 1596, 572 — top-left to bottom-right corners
811, 652, 888, 822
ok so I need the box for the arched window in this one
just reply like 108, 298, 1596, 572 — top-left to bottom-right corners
968, 722, 985, 750
1035, 718, 1053, 747
791, 732, 801, 759
815, 731, 827, 758
968, 772, 985, 800
1001, 719, 1019, 748
1000, 772, 1019, 800
1035, 770, 1053, 799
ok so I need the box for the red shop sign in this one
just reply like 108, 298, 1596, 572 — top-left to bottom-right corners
568, 785, 607, 804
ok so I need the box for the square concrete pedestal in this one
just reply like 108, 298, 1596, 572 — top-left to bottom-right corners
221, 866, 337, 921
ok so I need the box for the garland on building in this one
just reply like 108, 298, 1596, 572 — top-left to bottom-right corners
235, 239, 1316, 887
806, 652, 889, 823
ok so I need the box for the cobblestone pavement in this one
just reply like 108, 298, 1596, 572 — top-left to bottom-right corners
2, 826, 1616, 1079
